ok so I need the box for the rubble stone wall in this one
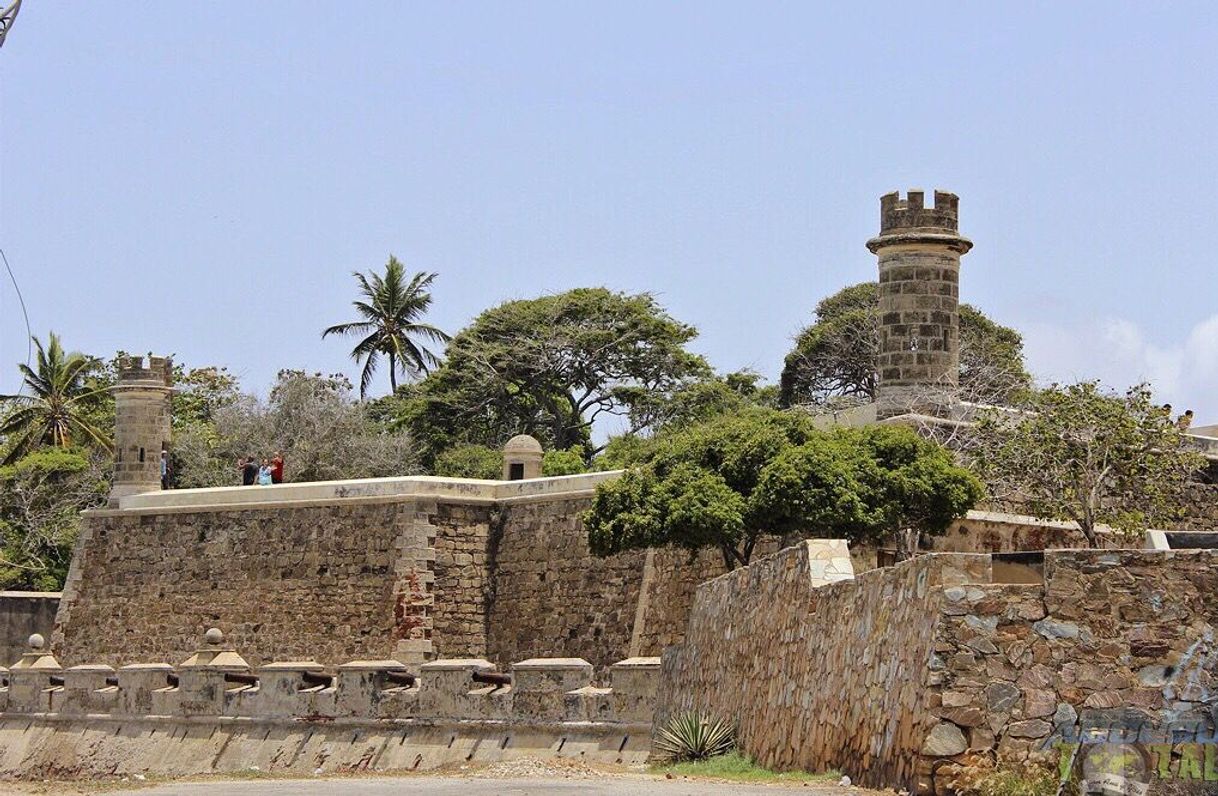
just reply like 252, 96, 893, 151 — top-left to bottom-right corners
1173, 481, 1218, 531
656, 542, 988, 790
925, 548, 1218, 792
657, 544, 1218, 794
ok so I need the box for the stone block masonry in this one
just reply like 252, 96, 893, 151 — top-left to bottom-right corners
52, 474, 723, 672
54, 500, 438, 668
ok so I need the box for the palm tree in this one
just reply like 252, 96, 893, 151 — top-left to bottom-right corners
322, 256, 451, 398
0, 333, 110, 465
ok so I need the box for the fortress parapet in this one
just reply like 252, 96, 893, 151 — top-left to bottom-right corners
0, 629, 660, 727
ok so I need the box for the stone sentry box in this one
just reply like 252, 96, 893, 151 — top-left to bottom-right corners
502, 434, 543, 480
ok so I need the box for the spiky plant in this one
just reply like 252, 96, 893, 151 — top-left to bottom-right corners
654, 711, 735, 762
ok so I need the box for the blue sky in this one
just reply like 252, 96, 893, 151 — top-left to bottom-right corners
1, 2, 1216, 423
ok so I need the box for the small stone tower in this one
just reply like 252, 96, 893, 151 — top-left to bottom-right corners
502, 434, 543, 480
866, 190, 973, 418
109, 355, 173, 506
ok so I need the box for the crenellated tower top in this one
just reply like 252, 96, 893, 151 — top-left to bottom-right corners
868, 189, 972, 254
115, 355, 174, 388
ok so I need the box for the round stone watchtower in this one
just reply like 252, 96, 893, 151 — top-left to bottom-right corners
866, 190, 973, 419
109, 355, 173, 507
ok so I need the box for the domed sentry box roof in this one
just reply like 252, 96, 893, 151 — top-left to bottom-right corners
503, 435, 543, 480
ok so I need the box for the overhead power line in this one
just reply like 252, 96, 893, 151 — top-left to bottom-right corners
0, 0, 21, 49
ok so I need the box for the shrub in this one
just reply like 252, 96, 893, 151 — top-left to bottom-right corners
955, 762, 1060, 796
654, 711, 735, 763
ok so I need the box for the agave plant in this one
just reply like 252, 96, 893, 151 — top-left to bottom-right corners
654, 711, 735, 762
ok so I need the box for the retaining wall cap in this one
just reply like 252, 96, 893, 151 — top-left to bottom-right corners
118, 663, 174, 671
610, 657, 662, 668
10, 653, 61, 672
571, 686, 612, 696
66, 664, 115, 673
336, 659, 408, 671
512, 658, 593, 670
419, 659, 495, 671
259, 661, 325, 671
179, 650, 249, 670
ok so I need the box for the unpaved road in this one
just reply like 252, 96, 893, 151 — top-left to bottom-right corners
106, 777, 851, 795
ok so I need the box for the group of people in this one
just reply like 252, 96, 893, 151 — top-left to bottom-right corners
238, 453, 285, 486
1162, 404, 1195, 432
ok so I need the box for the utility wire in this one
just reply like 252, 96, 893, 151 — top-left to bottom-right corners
0, 247, 32, 394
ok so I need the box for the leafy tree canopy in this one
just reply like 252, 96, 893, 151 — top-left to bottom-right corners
585, 408, 982, 568
171, 370, 420, 487
779, 282, 1031, 408
322, 257, 450, 397
400, 288, 709, 464
434, 444, 502, 480
0, 447, 108, 590
0, 333, 110, 464
973, 381, 1205, 546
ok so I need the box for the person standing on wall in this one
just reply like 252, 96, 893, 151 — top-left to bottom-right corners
239, 456, 258, 486
271, 451, 285, 484
160, 450, 171, 490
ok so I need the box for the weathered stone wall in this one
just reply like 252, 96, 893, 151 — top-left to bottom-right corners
486, 497, 645, 669
656, 541, 987, 790
925, 549, 1218, 792
429, 502, 495, 658
657, 544, 1218, 794
629, 548, 728, 658
1173, 480, 1218, 531
0, 642, 660, 779
53, 500, 435, 667
55, 478, 717, 673
0, 593, 58, 668
484, 497, 726, 670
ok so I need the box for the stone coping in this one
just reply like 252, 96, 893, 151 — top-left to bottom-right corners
89, 471, 624, 515
0, 591, 61, 599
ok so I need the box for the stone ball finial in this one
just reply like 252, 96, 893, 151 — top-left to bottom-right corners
28, 633, 44, 651
204, 627, 224, 646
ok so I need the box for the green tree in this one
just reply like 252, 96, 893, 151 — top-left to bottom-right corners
779, 282, 1031, 408
402, 288, 709, 464
542, 445, 588, 476
171, 370, 420, 487
973, 381, 1205, 547
585, 408, 981, 568
0, 448, 108, 590
0, 333, 110, 465
433, 444, 503, 480
322, 257, 451, 398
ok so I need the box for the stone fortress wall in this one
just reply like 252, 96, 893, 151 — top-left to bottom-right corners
52, 473, 726, 672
